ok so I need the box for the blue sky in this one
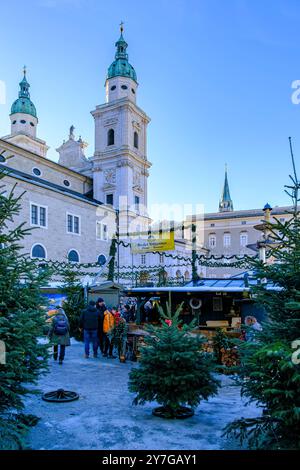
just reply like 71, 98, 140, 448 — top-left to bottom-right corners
1, 0, 300, 214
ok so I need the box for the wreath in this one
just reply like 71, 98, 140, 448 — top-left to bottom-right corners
189, 298, 202, 309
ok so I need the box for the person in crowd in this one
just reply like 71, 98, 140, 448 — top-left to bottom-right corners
103, 308, 116, 358
48, 307, 70, 365
244, 315, 263, 342
96, 297, 106, 354
122, 304, 132, 323
80, 300, 101, 358
143, 299, 153, 322
112, 316, 128, 362
111, 307, 121, 325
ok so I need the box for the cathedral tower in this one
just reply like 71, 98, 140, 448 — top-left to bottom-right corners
4, 68, 48, 157
91, 25, 151, 234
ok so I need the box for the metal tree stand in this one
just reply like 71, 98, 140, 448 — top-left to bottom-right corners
42, 389, 79, 403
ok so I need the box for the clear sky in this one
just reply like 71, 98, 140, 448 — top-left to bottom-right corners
1, 0, 300, 215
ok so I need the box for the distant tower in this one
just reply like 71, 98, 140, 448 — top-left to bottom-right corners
10, 67, 38, 139
91, 24, 151, 226
219, 165, 233, 212
5, 67, 48, 157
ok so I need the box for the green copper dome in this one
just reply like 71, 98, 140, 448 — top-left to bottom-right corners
10, 70, 37, 118
107, 30, 137, 83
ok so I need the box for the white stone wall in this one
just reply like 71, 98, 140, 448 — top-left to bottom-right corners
3, 174, 115, 265
2, 148, 92, 195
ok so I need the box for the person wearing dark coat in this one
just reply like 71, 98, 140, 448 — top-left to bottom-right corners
80, 300, 101, 358
48, 307, 71, 365
96, 297, 106, 354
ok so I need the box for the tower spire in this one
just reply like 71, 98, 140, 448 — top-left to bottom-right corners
219, 164, 233, 212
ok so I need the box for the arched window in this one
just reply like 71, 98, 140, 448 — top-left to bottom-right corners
68, 249, 79, 263
134, 131, 139, 149
184, 271, 190, 281
240, 231, 248, 247
97, 254, 107, 266
107, 129, 114, 146
31, 244, 46, 259
208, 233, 216, 248
176, 270, 181, 278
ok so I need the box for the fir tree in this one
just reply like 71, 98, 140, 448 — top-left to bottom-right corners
59, 267, 85, 340
224, 143, 300, 449
128, 303, 219, 418
0, 167, 52, 448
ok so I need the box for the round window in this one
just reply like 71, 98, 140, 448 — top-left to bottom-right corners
97, 254, 107, 266
32, 168, 41, 176
0, 155, 6, 163
131, 88, 135, 94
30, 122, 35, 127
121, 85, 128, 90
20, 120, 26, 124
63, 180, 70, 187
12, 120, 17, 125
110, 85, 116, 91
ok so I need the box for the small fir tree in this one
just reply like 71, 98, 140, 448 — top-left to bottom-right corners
59, 267, 85, 340
0, 167, 52, 448
128, 303, 219, 418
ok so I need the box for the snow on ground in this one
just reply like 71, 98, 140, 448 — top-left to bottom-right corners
24, 339, 261, 450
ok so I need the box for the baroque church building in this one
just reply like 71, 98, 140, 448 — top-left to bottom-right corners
0, 28, 290, 284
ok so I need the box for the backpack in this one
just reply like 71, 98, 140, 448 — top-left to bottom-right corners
53, 314, 68, 336
103, 310, 115, 333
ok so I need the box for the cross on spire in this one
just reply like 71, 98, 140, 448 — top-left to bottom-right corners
120, 21, 124, 33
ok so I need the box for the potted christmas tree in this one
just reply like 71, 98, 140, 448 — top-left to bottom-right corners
128, 303, 219, 419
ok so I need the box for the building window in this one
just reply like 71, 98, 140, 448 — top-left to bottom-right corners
241, 221, 247, 225
63, 180, 70, 187
67, 213, 80, 234
110, 85, 116, 91
106, 194, 114, 206
223, 233, 231, 247
107, 129, 115, 146
240, 232, 248, 247
141, 254, 146, 264
68, 249, 79, 263
135, 195, 140, 211
32, 167, 41, 176
31, 244, 46, 259
20, 120, 26, 124
30, 122, 35, 127
121, 84, 128, 90
12, 120, 17, 125
208, 234, 216, 248
97, 254, 107, 266
134, 131, 139, 149
96, 222, 108, 241
210, 223, 215, 227
280, 218, 285, 222
159, 254, 164, 264
30, 203, 47, 228
131, 88, 135, 94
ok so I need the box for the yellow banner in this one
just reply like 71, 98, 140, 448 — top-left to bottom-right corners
131, 231, 175, 254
